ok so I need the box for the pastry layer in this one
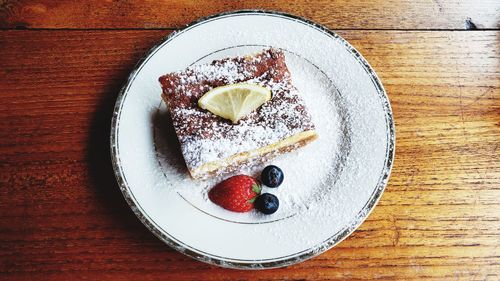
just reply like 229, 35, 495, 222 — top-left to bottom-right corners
191, 130, 318, 178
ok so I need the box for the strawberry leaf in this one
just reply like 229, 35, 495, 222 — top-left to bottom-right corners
252, 183, 262, 194
248, 197, 256, 204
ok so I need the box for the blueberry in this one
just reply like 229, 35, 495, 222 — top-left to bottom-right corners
261, 165, 284, 187
254, 193, 279, 214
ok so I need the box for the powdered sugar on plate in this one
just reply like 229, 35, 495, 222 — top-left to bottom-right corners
114, 13, 393, 267
154, 47, 350, 223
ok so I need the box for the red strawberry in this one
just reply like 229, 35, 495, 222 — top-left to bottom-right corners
208, 175, 262, 212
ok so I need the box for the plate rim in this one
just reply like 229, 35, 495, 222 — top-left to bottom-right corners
110, 9, 396, 269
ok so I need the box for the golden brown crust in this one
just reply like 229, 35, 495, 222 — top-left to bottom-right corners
190, 131, 318, 179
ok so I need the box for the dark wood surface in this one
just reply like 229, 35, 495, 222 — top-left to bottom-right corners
1, 1, 499, 280
1, 0, 499, 29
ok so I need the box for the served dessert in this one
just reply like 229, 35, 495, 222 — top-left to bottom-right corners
159, 48, 317, 179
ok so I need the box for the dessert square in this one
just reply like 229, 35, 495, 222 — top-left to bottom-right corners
159, 48, 317, 179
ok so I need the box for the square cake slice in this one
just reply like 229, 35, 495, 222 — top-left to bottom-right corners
159, 48, 318, 179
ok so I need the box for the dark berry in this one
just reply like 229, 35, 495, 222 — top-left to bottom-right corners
254, 193, 279, 214
261, 165, 284, 187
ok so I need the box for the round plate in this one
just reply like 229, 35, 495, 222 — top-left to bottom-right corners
111, 10, 395, 269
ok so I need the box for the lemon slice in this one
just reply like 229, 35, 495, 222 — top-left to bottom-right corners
198, 83, 271, 123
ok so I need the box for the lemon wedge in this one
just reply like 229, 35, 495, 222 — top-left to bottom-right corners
198, 83, 271, 123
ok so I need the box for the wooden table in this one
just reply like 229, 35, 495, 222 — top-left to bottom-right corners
1, 1, 499, 280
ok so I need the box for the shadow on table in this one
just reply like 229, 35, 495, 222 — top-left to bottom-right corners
85, 78, 166, 246
84, 70, 220, 271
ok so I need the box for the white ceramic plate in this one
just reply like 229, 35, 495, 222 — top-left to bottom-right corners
111, 10, 395, 269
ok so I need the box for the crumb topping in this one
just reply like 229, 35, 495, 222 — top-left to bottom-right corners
159, 49, 315, 172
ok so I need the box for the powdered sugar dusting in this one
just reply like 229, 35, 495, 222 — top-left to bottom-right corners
116, 13, 393, 265
154, 48, 348, 222
159, 49, 315, 176
178, 85, 309, 170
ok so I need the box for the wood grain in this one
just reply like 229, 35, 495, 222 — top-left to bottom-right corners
0, 0, 499, 30
1, 30, 499, 280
